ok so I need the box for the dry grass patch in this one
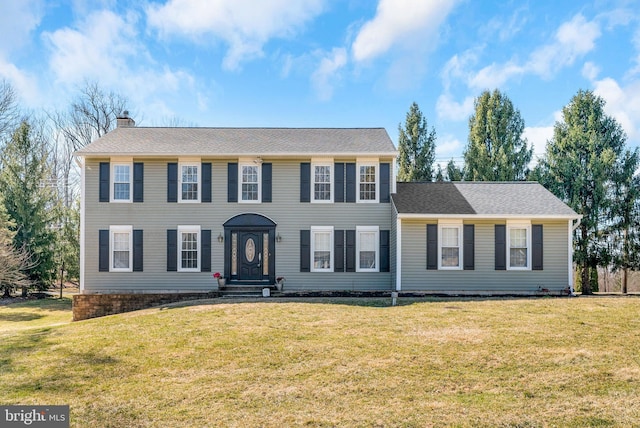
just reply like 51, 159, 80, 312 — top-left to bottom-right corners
1, 297, 639, 427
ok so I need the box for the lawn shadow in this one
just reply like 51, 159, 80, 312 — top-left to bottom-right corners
0, 312, 44, 322
2, 297, 73, 312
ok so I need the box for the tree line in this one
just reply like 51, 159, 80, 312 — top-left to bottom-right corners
0, 79, 636, 297
398, 89, 639, 295
0, 80, 128, 297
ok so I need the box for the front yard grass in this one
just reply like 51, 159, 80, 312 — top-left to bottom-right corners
1, 296, 639, 427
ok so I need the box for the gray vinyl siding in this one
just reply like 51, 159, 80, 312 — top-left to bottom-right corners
399, 219, 570, 293
83, 158, 394, 293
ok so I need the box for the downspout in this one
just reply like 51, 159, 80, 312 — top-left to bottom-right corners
568, 217, 582, 295
396, 217, 402, 292
75, 156, 85, 293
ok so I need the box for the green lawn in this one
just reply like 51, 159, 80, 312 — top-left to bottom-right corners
1, 296, 639, 427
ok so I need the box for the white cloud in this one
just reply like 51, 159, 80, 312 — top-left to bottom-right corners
0, 0, 43, 55
435, 134, 463, 158
525, 14, 601, 79
440, 49, 480, 91
582, 61, 600, 81
44, 10, 139, 84
311, 47, 347, 101
523, 126, 554, 164
0, 59, 40, 106
468, 61, 523, 90
352, 0, 460, 63
436, 93, 474, 122
146, 0, 325, 71
592, 77, 640, 144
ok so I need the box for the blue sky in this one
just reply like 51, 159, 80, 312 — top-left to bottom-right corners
1, 0, 639, 167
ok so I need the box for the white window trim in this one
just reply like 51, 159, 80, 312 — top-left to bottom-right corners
507, 220, 531, 271
178, 162, 201, 203
177, 225, 201, 272
356, 225, 379, 272
109, 225, 132, 273
438, 220, 463, 270
356, 161, 379, 203
238, 162, 262, 203
110, 162, 132, 203
311, 162, 334, 203
311, 226, 334, 272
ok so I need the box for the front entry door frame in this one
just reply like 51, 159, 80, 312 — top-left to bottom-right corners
223, 213, 276, 285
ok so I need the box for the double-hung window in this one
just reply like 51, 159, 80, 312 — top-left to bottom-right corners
179, 163, 200, 202
240, 164, 261, 202
508, 221, 531, 269
357, 162, 378, 202
178, 226, 200, 272
111, 163, 132, 202
439, 221, 462, 269
311, 226, 333, 272
110, 226, 132, 272
356, 226, 379, 272
312, 163, 332, 203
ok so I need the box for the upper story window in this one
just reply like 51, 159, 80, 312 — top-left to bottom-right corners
110, 225, 132, 272
508, 221, 531, 270
178, 225, 200, 272
313, 163, 332, 203
179, 163, 200, 202
356, 226, 379, 272
311, 226, 334, 272
240, 163, 261, 202
357, 162, 378, 203
439, 221, 463, 270
111, 163, 132, 202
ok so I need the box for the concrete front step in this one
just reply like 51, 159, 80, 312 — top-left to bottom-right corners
220, 287, 281, 298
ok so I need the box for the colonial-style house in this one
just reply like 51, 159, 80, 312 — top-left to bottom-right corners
73, 118, 580, 319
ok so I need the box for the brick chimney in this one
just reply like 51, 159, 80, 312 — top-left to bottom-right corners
116, 110, 135, 128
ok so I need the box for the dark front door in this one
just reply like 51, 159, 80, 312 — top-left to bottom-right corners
238, 231, 263, 281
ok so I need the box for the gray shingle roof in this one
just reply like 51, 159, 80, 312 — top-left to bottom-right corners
75, 127, 397, 157
392, 182, 579, 218
392, 182, 476, 214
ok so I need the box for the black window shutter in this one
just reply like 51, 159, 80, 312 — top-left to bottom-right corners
201, 230, 211, 272
300, 163, 310, 202
346, 163, 356, 203
99, 229, 109, 272
463, 224, 475, 270
133, 230, 143, 272
346, 230, 356, 272
334, 163, 344, 203
262, 163, 272, 203
167, 229, 177, 272
380, 163, 390, 203
201, 163, 212, 203
334, 230, 344, 272
426, 224, 438, 270
133, 163, 144, 202
99, 162, 110, 202
495, 225, 506, 270
167, 163, 178, 203
228, 163, 238, 203
380, 230, 390, 272
532, 224, 543, 270
300, 230, 310, 272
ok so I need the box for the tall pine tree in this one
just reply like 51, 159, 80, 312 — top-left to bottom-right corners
397, 102, 436, 182
0, 120, 57, 288
464, 89, 532, 181
536, 90, 633, 294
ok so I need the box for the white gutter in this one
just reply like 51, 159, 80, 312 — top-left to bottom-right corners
396, 217, 402, 292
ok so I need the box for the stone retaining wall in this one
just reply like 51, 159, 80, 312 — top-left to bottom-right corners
72, 292, 220, 321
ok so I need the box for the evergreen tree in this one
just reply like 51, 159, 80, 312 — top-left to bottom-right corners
0, 120, 57, 288
397, 102, 436, 181
446, 159, 464, 181
0, 201, 31, 297
536, 90, 631, 294
463, 89, 532, 181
